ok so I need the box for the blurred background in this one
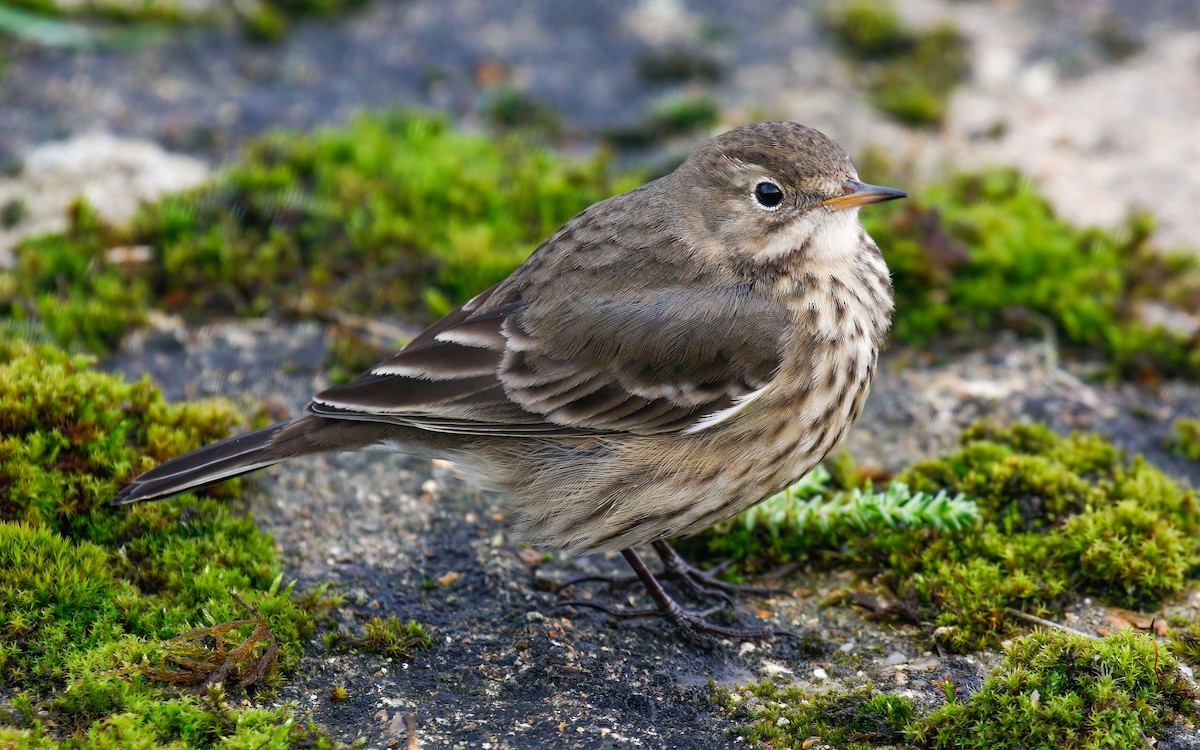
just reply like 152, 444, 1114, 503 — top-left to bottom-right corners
1, 0, 1199, 373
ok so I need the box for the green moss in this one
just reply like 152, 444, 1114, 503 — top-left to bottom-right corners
1167, 417, 1200, 461
868, 168, 1200, 379
824, 0, 968, 126
716, 629, 1195, 749
0, 341, 345, 747
635, 45, 722, 84
346, 616, 432, 660
910, 629, 1196, 748
694, 423, 1200, 650
481, 87, 562, 136
602, 94, 722, 149
715, 683, 914, 749
0, 0, 368, 32
3, 111, 639, 354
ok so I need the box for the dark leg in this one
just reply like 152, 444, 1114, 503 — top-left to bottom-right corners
558, 541, 786, 604
617, 548, 784, 645
651, 540, 790, 600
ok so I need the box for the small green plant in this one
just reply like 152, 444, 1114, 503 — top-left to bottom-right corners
481, 87, 562, 136
0, 0, 370, 35
1167, 417, 1200, 461
346, 616, 432, 660
603, 94, 722, 149
824, 0, 968, 125
688, 466, 978, 571
635, 44, 722, 84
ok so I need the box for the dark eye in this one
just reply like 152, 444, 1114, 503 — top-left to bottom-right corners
754, 182, 784, 208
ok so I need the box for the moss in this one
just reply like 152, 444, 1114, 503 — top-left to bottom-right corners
635, 44, 722, 84
481, 87, 562, 136
715, 683, 914, 750
694, 422, 1200, 650
1, 197, 27, 229
824, 0, 968, 126
910, 629, 1196, 748
327, 616, 432, 661
0, 341, 345, 746
2, 111, 639, 354
867, 168, 1200, 380
0, 0, 368, 32
1167, 417, 1200, 461
602, 94, 722, 149
8, 113, 1197, 385
716, 629, 1195, 749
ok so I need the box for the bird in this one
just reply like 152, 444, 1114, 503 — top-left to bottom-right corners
114, 121, 906, 644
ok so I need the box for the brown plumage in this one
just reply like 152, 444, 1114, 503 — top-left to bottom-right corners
114, 121, 905, 643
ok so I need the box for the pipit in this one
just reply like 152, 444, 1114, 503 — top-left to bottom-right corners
115, 121, 905, 644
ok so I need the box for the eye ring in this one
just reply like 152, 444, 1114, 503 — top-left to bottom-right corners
753, 182, 784, 209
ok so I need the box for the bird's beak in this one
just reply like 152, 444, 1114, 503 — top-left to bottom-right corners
820, 179, 908, 211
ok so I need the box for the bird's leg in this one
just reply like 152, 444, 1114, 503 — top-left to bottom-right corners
617, 548, 784, 645
558, 541, 784, 605
651, 540, 790, 599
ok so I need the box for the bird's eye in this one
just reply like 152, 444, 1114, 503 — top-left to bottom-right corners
753, 182, 784, 209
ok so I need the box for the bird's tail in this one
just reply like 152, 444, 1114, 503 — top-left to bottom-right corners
113, 420, 301, 505
114, 415, 408, 505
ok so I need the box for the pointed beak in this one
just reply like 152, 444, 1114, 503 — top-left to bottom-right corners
820, 179, 908, 211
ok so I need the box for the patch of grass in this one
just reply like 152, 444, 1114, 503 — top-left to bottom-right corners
2, 111, 640, 354
1167, 417, 1200, 461
0, 340, 345, 746
716, 629, 1195, 749
867, 167, 1200, 380
824, 0, 968, 126
692, 423, 1200, 650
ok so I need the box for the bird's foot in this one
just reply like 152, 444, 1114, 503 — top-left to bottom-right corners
557, 540, 786, 607
651, 540, 790, 601
558, 546, 790, 647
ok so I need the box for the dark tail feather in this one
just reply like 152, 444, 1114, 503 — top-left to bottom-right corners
114, 420, 299, 505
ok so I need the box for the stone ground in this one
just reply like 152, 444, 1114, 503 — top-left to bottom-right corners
6, 0, 1200, 747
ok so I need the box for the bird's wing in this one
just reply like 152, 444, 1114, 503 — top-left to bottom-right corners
308, 275, 790, 437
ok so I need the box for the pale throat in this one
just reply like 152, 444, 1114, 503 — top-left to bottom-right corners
758, 209, 891, 342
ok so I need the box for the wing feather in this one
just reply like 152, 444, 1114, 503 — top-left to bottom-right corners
309, 229, 791, 437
